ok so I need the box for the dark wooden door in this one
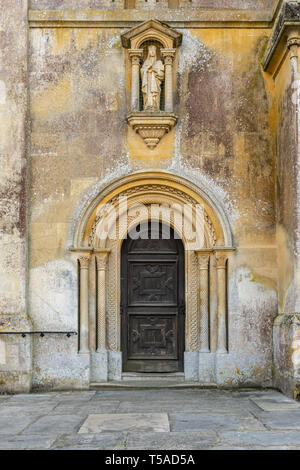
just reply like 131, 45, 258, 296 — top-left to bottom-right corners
121, 222, 185, 373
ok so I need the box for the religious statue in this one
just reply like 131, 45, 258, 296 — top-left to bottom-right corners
141, 45, 165, 111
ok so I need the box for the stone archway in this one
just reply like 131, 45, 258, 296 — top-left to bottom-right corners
71, 171, 234, 383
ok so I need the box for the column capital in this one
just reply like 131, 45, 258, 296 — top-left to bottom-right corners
161, 48, 176, 65
70, 248, 92, 269
214, 247, 234, 269
128, 48, 143, 65
78, 254, 91, 269
95, 250, 110, 271
195, 249, 211, 269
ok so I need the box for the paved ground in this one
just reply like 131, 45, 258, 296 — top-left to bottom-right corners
0, 388, 300, 449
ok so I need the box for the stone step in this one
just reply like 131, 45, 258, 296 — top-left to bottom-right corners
90, 381, 218, 390
122, 372, 185, 382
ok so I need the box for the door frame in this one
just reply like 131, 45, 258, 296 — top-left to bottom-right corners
121, 222, 185, 373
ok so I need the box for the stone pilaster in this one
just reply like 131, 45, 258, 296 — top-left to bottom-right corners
195, 250, 211, 353
161, 49, 176, 112
215, 250, 228, 354
95, 250, 110, 352
78, 252, 91, 354
128, 49, 143, 111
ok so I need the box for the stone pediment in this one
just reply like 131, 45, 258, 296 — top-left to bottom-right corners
121, 19, 182, 50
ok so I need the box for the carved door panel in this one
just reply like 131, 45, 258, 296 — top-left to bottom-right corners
121, 222, 185, 373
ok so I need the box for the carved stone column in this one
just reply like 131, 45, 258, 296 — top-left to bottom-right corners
78, 252, 91, 353
95, 250, 110, 352
288, 35, 300, 78
128, 49, 143, 111
161, 49, 176, 112
195, 250, 211, 353
215, 251, 228, 354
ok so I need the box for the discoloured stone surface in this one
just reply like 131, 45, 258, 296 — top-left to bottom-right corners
169, 412, 264, 432
0, 390, 299, 449
22, 414, 85, 435
0, 0, 297, 397
79, 413, 170, 433
251, 398, 300, 411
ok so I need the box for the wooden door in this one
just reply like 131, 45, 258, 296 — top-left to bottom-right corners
121, 222, 185, 372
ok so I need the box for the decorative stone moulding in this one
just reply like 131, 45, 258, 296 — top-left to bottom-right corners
122, 20, 182, 150
127, 112, 177, 149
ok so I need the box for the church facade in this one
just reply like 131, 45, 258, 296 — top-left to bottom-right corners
1, 0, 300, 398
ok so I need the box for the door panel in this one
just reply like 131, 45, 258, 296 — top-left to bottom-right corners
129, 261, 177, 305
121, 222, 185, 373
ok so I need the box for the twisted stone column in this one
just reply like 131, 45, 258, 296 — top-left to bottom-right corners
78, 253, 91, 353
95, 250, 110, 352
215, 251, 228, 354
161, 49, 175, 112
128, 49, 143, 111
195, 250, 211, 352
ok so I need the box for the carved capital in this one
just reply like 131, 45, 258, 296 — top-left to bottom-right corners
215, 252, 228, 269
195, 250, 211, 270
128, 49, 143, 65
288, 37, 300, 50
78, 254, 90, 269
161, 48, 176, 65
95, 250, 110, 271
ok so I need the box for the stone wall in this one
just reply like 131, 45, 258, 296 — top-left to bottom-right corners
262, 1, 300, 398
27, 4, 278, 390
29, 0, 276, 11
0, 0, 31, 393
0, 0, 292, 394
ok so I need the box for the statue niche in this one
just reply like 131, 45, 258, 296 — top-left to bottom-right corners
141, 45, 164, 111
122, 20, 182, 150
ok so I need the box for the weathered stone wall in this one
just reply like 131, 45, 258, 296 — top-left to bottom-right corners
27, 3, 278, 390
264, 1, 300, 398
0, 0, 31, 393
29, 0, 276, 11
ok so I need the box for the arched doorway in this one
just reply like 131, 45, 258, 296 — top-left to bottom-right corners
121, 222, 185, 373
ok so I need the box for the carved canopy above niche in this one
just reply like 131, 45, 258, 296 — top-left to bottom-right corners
121, 20, 182, 149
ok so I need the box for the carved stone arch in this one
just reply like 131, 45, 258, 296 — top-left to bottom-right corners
73, 171, 233, 249
71, 171, 234, 382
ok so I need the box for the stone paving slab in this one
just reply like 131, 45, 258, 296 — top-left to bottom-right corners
0, 435, 56, 450
0, 416, 36, 435
51, 401, 121, 415
220, 430, 300, 447
0, 404, 57, 417
251, 411, 300, 430
22, 414, 85, 435
169, 412, 265, 432
52, 432, 126, 450
117, 400, 246, 414
251, 398, 300, 411
0, 389, 299, 449
79, 413, 170, 433
125, 430, 218, 450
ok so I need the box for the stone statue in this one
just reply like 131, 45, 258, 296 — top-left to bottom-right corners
141, 45, 164, 111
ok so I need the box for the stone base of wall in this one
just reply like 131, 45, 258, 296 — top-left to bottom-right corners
273, 314, 300, 399
0, 317, 32, 394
